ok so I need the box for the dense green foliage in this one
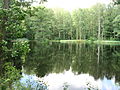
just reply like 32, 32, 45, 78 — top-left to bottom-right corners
0, 0, 30, 89
0, 0, 120, 89
25, 7, 54, 42
25, 3, 120, 41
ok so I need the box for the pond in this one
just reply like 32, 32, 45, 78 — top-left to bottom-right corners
21, 42, 120, 90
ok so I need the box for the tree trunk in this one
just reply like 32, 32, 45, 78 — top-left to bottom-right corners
76, 28, 78, 40
0, 24, 3, 42
59, 31, 61, 39
97, 45, 100, 64
101, 25, 104, 40
79, 27, 81, 40
98, 16, 101, 40
3, 0, 10, 9
1, 0, 10, 41
70, 25, 72, 40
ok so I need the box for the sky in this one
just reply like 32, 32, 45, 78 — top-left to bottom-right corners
45, 0, 111, 11
32, 0, 112, 11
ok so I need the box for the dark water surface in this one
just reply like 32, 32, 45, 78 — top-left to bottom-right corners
22, 42, 120, 90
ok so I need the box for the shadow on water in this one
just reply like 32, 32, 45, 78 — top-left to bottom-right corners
21, 42, 120, 90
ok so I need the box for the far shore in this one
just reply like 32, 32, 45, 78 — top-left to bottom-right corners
50, 40, 120, 45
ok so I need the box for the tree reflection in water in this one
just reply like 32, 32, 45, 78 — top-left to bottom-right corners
22, 42, 120, 89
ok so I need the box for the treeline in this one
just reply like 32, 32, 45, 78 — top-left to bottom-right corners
26, 3, 120, 41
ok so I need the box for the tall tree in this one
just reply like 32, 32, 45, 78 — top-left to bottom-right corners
113, 15, 120, 40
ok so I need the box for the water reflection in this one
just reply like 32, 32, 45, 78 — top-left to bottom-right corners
23, 42, 120, 89
21, 71, 120, 90
20, 73, 48, 90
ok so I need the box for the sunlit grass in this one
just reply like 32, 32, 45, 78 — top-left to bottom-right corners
51, 40, 120, 45
94, 40, 120, 45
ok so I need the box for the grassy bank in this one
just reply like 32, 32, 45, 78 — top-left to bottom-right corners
52, 40, 86, 43
94, 40, 120, 45
51, 40, 120, 45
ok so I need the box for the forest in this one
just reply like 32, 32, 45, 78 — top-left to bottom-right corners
0, 0, 120, 89
25, 3, 120, 41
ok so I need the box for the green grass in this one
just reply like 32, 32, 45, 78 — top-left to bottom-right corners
51, 40, 86, 43
50, 40, 120, 45
94, 40, 120, 45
